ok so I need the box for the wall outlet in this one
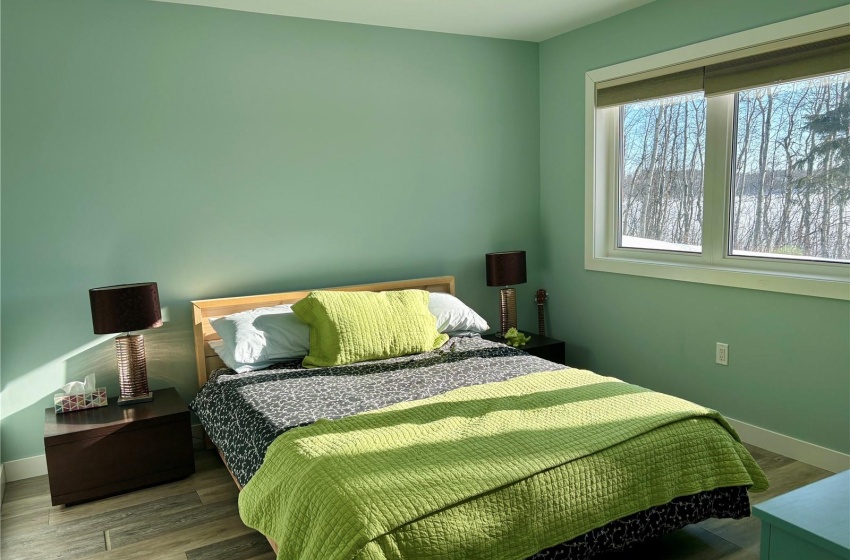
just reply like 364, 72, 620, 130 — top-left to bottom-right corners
716, 343, 728, 366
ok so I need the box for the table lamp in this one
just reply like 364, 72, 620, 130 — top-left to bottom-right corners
485, 251, 527, 337
89, 282, 162, 405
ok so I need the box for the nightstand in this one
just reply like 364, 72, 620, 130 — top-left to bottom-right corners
483, 330, 566, 365
44, 387, 195, 506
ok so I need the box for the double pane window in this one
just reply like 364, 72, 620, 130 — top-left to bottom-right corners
592, 31, 850, 296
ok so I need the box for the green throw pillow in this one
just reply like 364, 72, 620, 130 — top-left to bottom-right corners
292, 289, 449, 368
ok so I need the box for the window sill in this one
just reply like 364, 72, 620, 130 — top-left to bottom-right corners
585, 254, 849, 300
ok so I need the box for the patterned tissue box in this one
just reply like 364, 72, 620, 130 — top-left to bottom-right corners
54, 388, 108, 414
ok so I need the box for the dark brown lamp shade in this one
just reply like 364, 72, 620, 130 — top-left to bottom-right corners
486, 251, 527, 287
90, 283, 163, 334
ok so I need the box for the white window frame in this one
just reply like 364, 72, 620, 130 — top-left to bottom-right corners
585, 7, 850, 300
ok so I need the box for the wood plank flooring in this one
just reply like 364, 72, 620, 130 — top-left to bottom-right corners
0, 444, 832, 560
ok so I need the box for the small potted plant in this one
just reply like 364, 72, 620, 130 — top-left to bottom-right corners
503, 328, 531, 347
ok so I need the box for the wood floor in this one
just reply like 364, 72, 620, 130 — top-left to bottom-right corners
0, 444, 833, 560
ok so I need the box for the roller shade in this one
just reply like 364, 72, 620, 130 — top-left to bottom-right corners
704, 35, 850, 96
595, 32, 850, 108
596, 68, 704, 108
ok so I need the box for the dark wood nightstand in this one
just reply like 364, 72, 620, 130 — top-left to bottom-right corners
44, 387, 195, 506
483, 330, 566, 365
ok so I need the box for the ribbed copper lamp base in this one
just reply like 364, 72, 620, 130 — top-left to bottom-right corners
115, 334, 154, 405
497, 287, 518, 337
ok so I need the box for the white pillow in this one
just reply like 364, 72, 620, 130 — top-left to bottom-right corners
208, 339, 281, 373
209, 304, 310, 364
428, 293, 489, 334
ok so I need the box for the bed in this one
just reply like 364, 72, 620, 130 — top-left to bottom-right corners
190, 276, 767, 559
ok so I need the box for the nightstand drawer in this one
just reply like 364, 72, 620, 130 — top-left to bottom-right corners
44, 387, 194, 505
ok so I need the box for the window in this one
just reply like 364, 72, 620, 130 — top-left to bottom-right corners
620, 93, 706, 253
731, 73, 849, 263
585, 9, 850, 300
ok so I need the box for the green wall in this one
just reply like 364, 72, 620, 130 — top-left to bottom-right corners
0, 0, 540, 462
540, 0, 850, 454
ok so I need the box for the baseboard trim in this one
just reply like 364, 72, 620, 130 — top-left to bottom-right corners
728, 417, 850, 473
2, 420, 846, 482
4, 454, 48, 483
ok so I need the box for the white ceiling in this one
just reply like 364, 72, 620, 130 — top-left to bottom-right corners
151, 0, 656, 42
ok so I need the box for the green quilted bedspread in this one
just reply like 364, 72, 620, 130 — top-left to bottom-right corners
239, 369, 768, 560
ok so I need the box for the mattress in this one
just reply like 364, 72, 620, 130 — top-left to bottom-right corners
190, 336, 756, 559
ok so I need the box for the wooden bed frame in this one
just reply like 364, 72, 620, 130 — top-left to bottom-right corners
191, 275, 455, 389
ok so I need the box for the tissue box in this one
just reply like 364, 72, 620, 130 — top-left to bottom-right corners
54, 388, 108, 414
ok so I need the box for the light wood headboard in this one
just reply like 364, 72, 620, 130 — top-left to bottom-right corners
191, 276, 455, 389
